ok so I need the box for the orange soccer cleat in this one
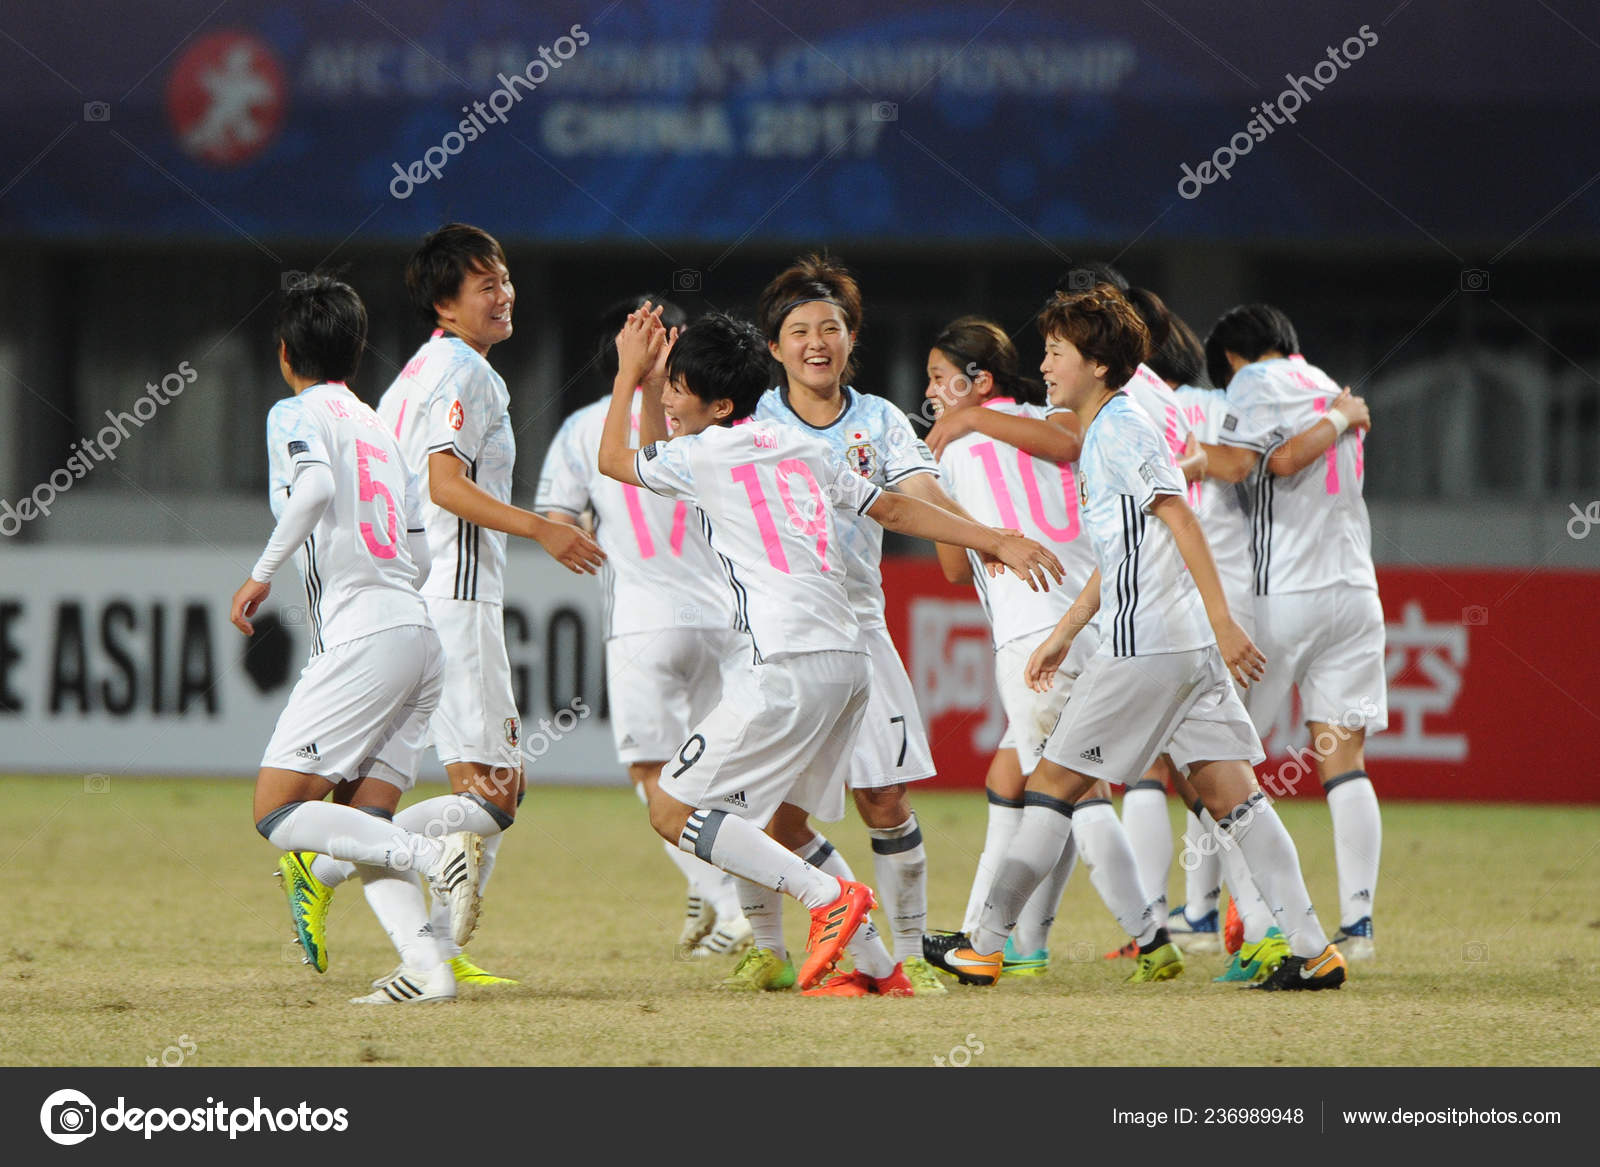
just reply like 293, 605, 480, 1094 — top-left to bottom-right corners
797, 880, 877, 990
1224, 896, 1244, 955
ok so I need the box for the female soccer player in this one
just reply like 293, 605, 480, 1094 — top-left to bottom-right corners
238, 274, 481, 1005
596, 305, 1062, 991
920, 317, 1174, 983
537, 296, 752, 959
924, 284, 1347, 992
738, 254, 966, 995
1201, 303, 1384, 962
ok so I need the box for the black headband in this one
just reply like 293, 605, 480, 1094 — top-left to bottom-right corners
774, 295, 845, 333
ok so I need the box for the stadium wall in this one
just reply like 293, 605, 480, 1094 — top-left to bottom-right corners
1, 548, 1593, 804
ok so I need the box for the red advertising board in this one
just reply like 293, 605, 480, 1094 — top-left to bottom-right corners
881, 558, 1599, 803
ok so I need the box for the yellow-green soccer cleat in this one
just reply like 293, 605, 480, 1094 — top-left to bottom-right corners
720, 946, 797, 991
1126, 941, 1186, 983
449, 954, 520, 986
1214, 928, 1290, 983
276, 851, 333, 974
900, 955, 949, 994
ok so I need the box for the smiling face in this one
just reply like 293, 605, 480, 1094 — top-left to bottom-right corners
924, 347, 992, 419
661, 375, 731, 437
435, 258, 514, 355
1040, 330, 1108, 412
768, 300, 853, 398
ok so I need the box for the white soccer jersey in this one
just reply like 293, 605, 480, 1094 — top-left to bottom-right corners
535, 394, 731, 638
377, 330, 516, 603
633, 422, 875, 662
265, 384, 429, 654
936, 399, 1097, 648
752, 386, 939, 630
1078, 392, 1212, 658
1217, 356, 1377, 596
1173, 385, 1253, 608
1123, 363, 1202, 510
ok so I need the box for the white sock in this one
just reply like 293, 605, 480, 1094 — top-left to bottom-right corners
971, 795, 1074, 956
679, 809, 840, 910
1182, 807, 1222, 919
962, 793, 1024, 933
1325, 771, 1381, 928
1208, 807, 1273, 943
1121, 783, 1173, 921
800, 835, 896, 979
261, 801, 442, 875
1011, 829, 1078, 955
1073, 799, 1158, 946
867, 813, 927, 961
357, 864, 444, 973
1221, 793, 1330, 958
737, 877, 785, 960
706, 871, 745, 923
311, 794, 506, 891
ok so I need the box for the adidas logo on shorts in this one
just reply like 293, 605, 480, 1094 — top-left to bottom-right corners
1078, 746, 1103, 764
619, 735, 636, 750
723, 791, 749, 809
295, 743, 321, 762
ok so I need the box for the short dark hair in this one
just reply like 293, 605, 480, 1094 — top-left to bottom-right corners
757, 252, 864, 383
1205, 303, 1299, 388
666, 313, 772, 422
1144, 303, 1207, 386
276, 274, 368, 383
595, 295, 689, 387
405, 223, 508, 324
1037, 284, 1150, 389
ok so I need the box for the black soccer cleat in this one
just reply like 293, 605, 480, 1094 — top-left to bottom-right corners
1249, 944, 1347, 991
921, 930, 1002, 986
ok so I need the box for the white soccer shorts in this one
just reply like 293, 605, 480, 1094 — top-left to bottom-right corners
1041, 645, 1265, 783
655, 649, 870, 827
425, 597, 522, 773
605, 627, 749, 764
261, 623, 444, 790
847, 624, 937, 790
1246, 584, 1388, 735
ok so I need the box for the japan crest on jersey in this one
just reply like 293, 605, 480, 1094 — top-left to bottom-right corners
845, 428, 877, 479
448, 399, 465, 430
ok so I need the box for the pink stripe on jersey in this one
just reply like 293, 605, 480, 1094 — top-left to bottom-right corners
970, 441, 1022, 529
669, 501, 687, 556
623, 484, 658, 558
731, 462, 792, 574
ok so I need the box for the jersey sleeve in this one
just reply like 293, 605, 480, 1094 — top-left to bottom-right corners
635, 437, 697, 502
824, 456, 883, 515
1218, 366, 1288, 453
264, 397, 328, 516
879, 400, 940, 485
1106, 412, 1187, 513
535, 411, 594, 515
423, 357, 497, 464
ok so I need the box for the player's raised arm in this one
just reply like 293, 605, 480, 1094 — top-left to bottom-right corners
598, 308, 669, 487
929, 405, 1082, 464
1149, 492, 1264, 687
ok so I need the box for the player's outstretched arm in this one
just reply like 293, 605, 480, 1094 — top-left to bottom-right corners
1177, 431, 1208, 483
865, 491, 1063, 591
1150, 492, 1265, 687
429, 453, 605, 574
928, 407, 1082, 463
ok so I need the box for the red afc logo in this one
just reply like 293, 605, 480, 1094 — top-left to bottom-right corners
165, 30, 287, 167
448, 400, 465, 431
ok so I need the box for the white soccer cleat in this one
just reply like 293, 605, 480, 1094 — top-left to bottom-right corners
691, 912, 754, 958
677, 894, 716, 951
427, 832, 484, 947
351, 963, 456, 1005
1332, 917, 1376, 961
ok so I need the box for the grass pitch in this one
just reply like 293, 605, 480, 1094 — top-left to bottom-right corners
2, 776, 1596, 1067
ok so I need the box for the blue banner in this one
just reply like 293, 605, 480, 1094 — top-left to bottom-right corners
0, 0, 1594, 244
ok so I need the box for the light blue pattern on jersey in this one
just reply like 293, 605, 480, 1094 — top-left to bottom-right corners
265, 395, 326, 520
753, 386, 938, 628
1079, 393, 1211, 657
